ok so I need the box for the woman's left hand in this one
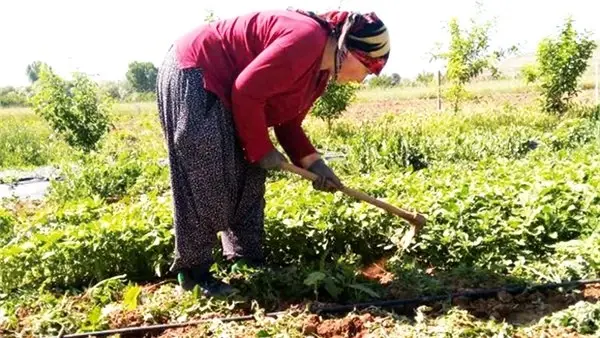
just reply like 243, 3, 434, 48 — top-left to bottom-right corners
257, 149, 288, 170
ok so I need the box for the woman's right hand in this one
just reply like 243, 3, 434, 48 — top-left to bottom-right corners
307, 158, 342, 192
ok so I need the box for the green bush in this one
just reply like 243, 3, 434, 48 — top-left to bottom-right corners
415, 71, 436, 86
8, 144, 598, 293
0, 117, 53, 168
0, 208, 15, 246
534, 17, 597, 115
511, 233, 600, 282
520, 64, 540, 84
48, 148, 165, 204
0, 87, 28, 107
30, 67, 112, 153
0, 112, 73, 169
367, 74, 399, 88
264, 136, 600, 270
310, 105, 580, 174
310, 82, 358, 131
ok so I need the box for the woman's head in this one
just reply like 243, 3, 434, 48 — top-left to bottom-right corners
295, 9, 390, 83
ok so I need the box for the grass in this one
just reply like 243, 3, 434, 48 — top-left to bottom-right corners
0, 109, 72, 170
0, 102, 161, 171
356, 75, 597, 102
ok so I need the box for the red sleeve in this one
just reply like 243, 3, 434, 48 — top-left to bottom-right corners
274, 114, 317, 166
230, 27, 325, 163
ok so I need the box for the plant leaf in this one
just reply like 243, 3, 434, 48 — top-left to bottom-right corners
123, 285, 142, 311
348, 283, 380, 298
304, 272, 326, 287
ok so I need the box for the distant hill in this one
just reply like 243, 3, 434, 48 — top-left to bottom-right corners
496, 42, 600, 78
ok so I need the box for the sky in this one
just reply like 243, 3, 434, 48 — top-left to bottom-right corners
0, 0, 598, 87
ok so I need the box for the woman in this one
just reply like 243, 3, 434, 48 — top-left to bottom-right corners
156, 8, 390, 296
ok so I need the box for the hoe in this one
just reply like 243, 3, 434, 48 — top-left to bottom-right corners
280, 162, 426, 250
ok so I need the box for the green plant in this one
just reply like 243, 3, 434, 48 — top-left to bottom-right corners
0, 208, 14, 246
542, 301, 600, 334
0, 114, 68, 169
310, 82, 358, 131
0, 87, 29, 108
30, 67, 112, 153
433, 6, 515, 112
520, 64, 540, 84
367, 74, 398, 88
0, 192, 173, 292
48, 151, 147, 203
532, 17, 597, 115
415, 71, 436, 86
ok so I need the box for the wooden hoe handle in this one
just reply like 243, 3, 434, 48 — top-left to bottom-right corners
280, 162, 427, 229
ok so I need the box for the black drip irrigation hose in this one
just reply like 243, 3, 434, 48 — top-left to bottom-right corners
313, 278, 600, 314
59, 278, 600, 338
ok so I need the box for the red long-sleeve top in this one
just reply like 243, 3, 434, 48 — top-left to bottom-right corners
174, 10, 330, 165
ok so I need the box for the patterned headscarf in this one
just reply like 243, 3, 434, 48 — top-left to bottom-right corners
293, 9, 390, 80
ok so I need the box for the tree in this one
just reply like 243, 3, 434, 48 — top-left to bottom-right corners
26, 61, 51, 84
125, 61, 158, 93
30, 66, 112, 153
525, 17, 597, 115
0, 87, 28, 107
310, 82, 358, 132
415, 71, 435, 86
100, 81, 126, 101
368, 74, 396, 88
432, 4, 515, 112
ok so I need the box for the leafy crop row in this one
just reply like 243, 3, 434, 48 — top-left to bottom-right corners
310, 105, 599, 173
1, 127, 598, 293
265, 141, 600, 269
2, 101, 600, 336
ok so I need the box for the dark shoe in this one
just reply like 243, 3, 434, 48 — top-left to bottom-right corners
177, 269, 199, 291
177, 266, 235, 297
198, 275, 235, 297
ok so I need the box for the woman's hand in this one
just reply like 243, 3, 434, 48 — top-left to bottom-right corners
257, 149, 288, 170
302, 155, 342, 192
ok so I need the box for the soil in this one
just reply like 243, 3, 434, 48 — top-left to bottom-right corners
513, 328, 585, 338
343, 92, 542, 122
155, 326, 208, 338
107, 309, 145, 330
150, 313, 376, 338
360, 255, 600, 328
100, 274, 600, 338
113, 313, 221, 338
110, 283, 600, 338
448, 283, 600, 326
359, 257, 394, 285
583, 283, 600, 300
302, 313, 374, 338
